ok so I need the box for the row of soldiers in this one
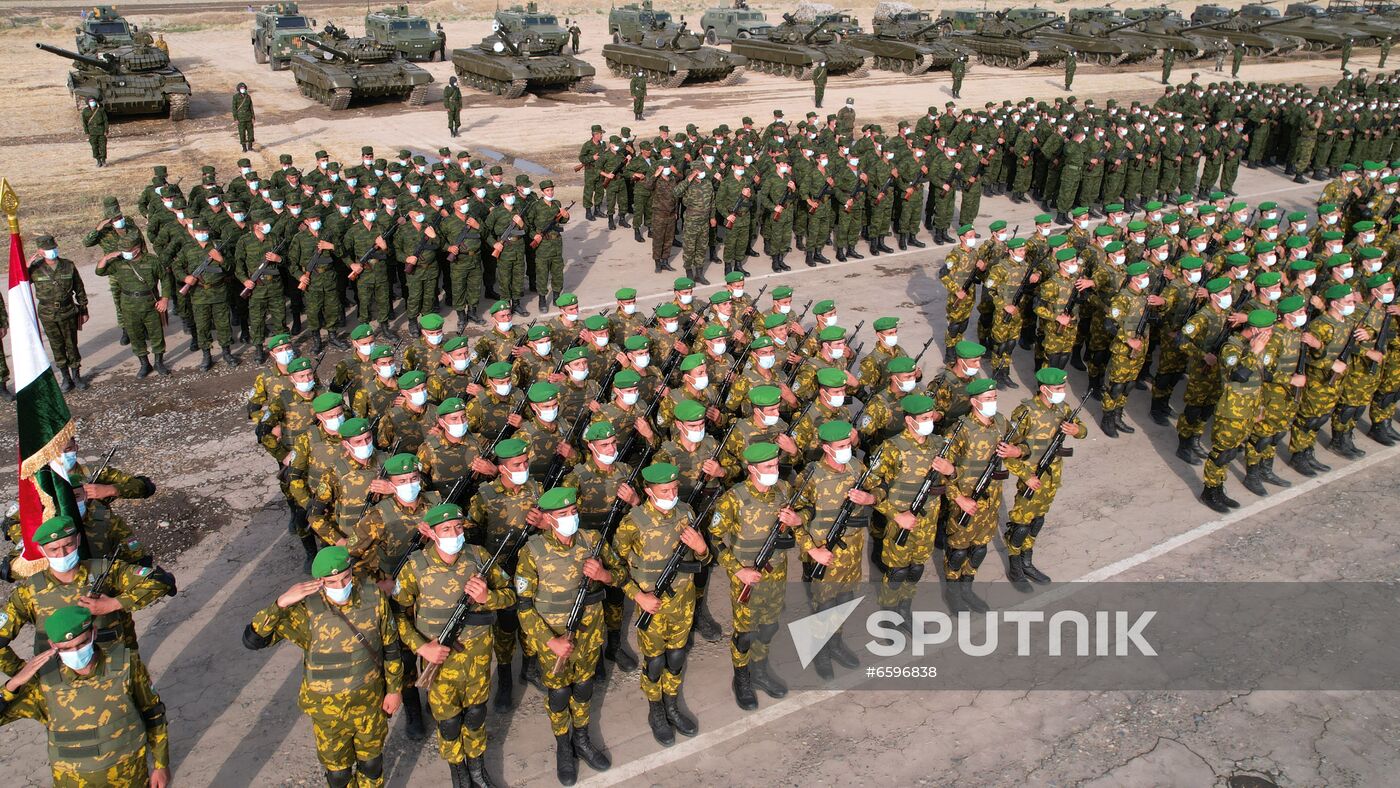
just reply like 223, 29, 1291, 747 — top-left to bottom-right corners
933, 158, 1400, 511
239, 262, 1090, 785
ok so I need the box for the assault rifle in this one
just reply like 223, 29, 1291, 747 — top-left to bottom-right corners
810, 447, 881, 581
737, 464, 815, 603
893, 423, 961, 547
953, 414, 1025, 529
1020, 405, 1081, 499
530, 201, 577, 249
240, 235, 292, 298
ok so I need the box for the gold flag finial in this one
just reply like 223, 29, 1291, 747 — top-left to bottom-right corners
0, 179, 19, 235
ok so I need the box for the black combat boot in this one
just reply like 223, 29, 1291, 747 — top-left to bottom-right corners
1175, 435, 1203, 465
119, 328, 130, 346
770, 255, 783, 273
1287, 448, 1319, 477
380, 324, 400, 342
492, 663, 514, 713
835, 247, 847, 262
1021, 549, 1051, 583
555, 733, 578, 786
199, 350, 213, 371
732, 665, 758, 710
1241, 464, 1267, 496
908, 232, 925, 248
299, 533, 317, 573
585, 206, 595, 221
662, 694, 697, 736
1367, 422, 1397, 447
1201, 485, 1230, 513
879, 236, 894, 253
776, 254, 790, 271
1086, 374, 1104, 400
1007, 554, 1032, 591
827, 633, 860, 668
604, 628, 637, 672
221, 346, 239, 367
188, 336, 199, 352
571, 726, 611, 772
514, 299, 530, 317
693, 603, 722, 641
153, 353, 171, 376
521, 655, 544, 692
897, 233, 908, 250
1259, 456, 1292, 488
607, 214, 616, 230
68, 367, 87, 390
255, 347, 269, 364
538, 291, 549, 312
618, 213, 631, 229
136, 356, 153, 379
749, 658, 787, 698
805, 249, 817, 268
813, 246, 830, 264
309, 331, 323, 354
647, 700, 675, 746
847, 245, 864, 260
870, 238, 882, 256
635, 225, 645, 243
1149, 396, 1173, 426
1305, 448, 1331, 474
1331, 430, 1366, 459
402, 687, 427, 740
811, 643, 834, 680
1114, 411, 1135, 433
1218, 484, 1241, 509
959, 576, 989, 613
659, 256, 674, 271
1055, 211, 1070, 225
465, 756, 498, 788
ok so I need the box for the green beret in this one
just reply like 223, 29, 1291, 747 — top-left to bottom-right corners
1253, 241, 1277, 254
818, 326, 846, 342
1125, 261, 1150, 277
1105, 241, 1124, 255
437, 397, 466, 416
1054, 248, 1078, 262
1094, 226, 1116, 238
1223, 229, 1245, 242
583, 315, 609, 331
1225, 253, 1250, 268
1205, 277, 1232, 294
489, 299, 512, 314
901, 394, 935, 415
1209, 191, 1226, 200
887, 357, 916, 375
44, 606, 93, 644
1289, 258, 1316, 272
398, 370, 427, 389
539, 487, 578, 511
749, 385, 781, 408
813, 299, 836, 315
555, 292, 579, 307
616, 287, 637, 300
1185, 227, 1207, 240
951, 340, 982, 360
1354, 220, 1376, 232
1278, 294, 1307, 314
34, 515, 78, 546
1227, 201, 1247, 213
742, 442, 780, 464
1144, 201, 1164, 212
584, 421, 616, 442
1034, 213, 1053, 224
762, 313, 787, 330
614, 369, 641, 388
1321, 284, 1355, 302
1340, 164, 1358, 173
656, 303, 681, 318
339, 417, 371, 438
1285, 236, 1310, 249
1364, 161, 1384, 172
1005, 238, 1027, 250
310, 544, 355, 578
267, 333, 293, 349
1178, 256, 1204, 270
350, 323, 374, 341
418, 313, 445, 331
1126, 220, 1148, 232
384, 453, 419, 476
425, 503, 464, 526
989, 220, 1007, 232
772, 286, 793, 299
709, 291, 731, 305
495, 438, 528, 459
1321, 231, 1344, 242
816, 367, 847, 388
673, 277, 695, 290
486, 361, 513, 379
1255, 271, 1283, 287
680, 353, 705, 372
873, 317, 898, 331
313, 392, 343, 414
443, 336, 470, 353
958, 223, 975, 235
527, 382, 559, 403
1287, 211, 1308, 222
724, 271, 746, 284
702, 324, 727, 340
1367, 271, 1394, 289
642, 463, 680, 485
527, 325, 551, 341
369, 345, 395, 362
1146, 237, 1168, 250
674, 400, 706, 422
1359, 247, 1384, 260
623, 335, 649, 351
750, 335, 774, 350
287, 357, 312, 374
1326, 253, 1352, 268
1246, 309, 1277, 329
1035, 367, 1067, 386
966, 378, 997, 397
817, 420, 854, 443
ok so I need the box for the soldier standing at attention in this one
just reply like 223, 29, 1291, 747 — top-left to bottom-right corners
569, 20, 582, 54
443, 76, 462, 138
630, 69, 648, 122
393, 503, 515, 788
677, 166, 718, 284
1341, 36, 1353, 71
81, 96, 107, 167
1003, 368, 1084, 588
2, 606, 170, 788
648, 162, 681, 272
1232, 41, 1245, 78
95, 234, 173, 378
1381, 36, 1392, 68
516, 487, 623, 785
580, 125, 606, 222
233, 82, 256, 152
836, 98, 855, 137
1063, 49, 1076, 92
812, 60, 828, 109
1161, 47, 1175, 85
29, 235, 89, 391
950, 54, 966, 99
243, 546, 403, 788
1200, 310, 1277, 512
82, 196, 144, 349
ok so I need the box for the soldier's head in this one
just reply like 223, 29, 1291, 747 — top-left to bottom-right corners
673, 400, 707, 446
538, 487, 580, 538
528, 383, 560, 425
1035, 367, 1068, 407
874, 316, 899, 350
399, 371, 428, 410
449, 75, 458, 87
680, 353, 709, 391
338, 418, 376, 463
956, 224, 978, 249
421, 504, 467, 557
441, 332, 475, 374
953, 341, 984, 378
901, 394, 936, 437
813, 299, 837, 330
1006, 238, 1027, 265
311, 548, 354, 604
709, 291, 734, 321
700, 325, 727, 358
743, 442, 781, 489
34, 516, 82, 573
672, 277, 695, 306
383, 453, 422, 504
286, 357, 317, 395
313, 393, 346, 437
1243, 308, 1276, 345
818, 420, 855, 467
584, 421, 620, 467
489, 301, 515, 332
44, 606, 96, 670
967, 378, 998, 421
817, 326, 847, 362
763, 313, 790, 349
582, 314, 610, 348
369, 345, 397, 382
527, 325, 553, 359
1126, 262, 1152, 293
814, 367, 847, 408
886, 356, 916, 395
615, 287, 638, 316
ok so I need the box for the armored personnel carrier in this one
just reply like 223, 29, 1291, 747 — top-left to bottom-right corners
729, 10, 872, 79
451, 24, 596, 97
603, 18, 748, 87
942, 12, 1066, 68
291, 31, 433, 110
76, 6, 135, 54
252, 2, 318, 71
700, 5, 775, 43
365, 5, 444, 61
37, 41, 190, 121
495, 3, 570, 49
846, 2, 971, 74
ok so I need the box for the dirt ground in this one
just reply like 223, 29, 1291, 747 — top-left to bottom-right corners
2, 2, 1398, 786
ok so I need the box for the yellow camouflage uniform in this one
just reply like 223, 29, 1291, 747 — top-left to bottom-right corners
1332, 300, 1387, 436
1247, 322, 1305, 466
857, 341, 907, 397
941, 246, 978, 354
349, 493, 441, 583
1368, 307, 1400, 426
1087, 260, 1130, 385
562, 458, 634, 630
0, 643, 170, 788
1176, 304, 1231, 441
515, 530, 627, 735
376, 403, 436, 456
795, 457, 883, 614
1203, 334, 1269, 488
1290, 312, 1354, 453
1034, 271, 1086, 369
394, 546, 514, 763
870, 429, 950, 609
719, 417, 792, 479
616, 500, 707, 701
246, 584, 403, 784
1104, 284, 1151, 414
310, 452, 385, 546
466, 479, 543, 665
287, 425, 345, 512
465, 388, 525, 441
1005, 396, 1086, 556
352, 378, 400, 428
68, 461, 156, 565
474, 325, 527, 364
984, 252, 1037, 378
943, 413, 1030, 580
416, 430, 484, 498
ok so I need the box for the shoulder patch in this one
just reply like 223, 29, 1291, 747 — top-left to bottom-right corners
1263, 354, 1272, 365
0, 612, 9, 629
711, 510, 723, 530
392, 579, 401, 597
1182, 323, 1195, 335
1224, 355, 1238, 367
138, 566, 152, 577
1110, 307, 1121, 319
514, 575, 529, 594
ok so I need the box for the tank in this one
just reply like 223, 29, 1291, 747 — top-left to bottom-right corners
602, 19, 749, 87
1009, 7, 1157, 65
1188, 6, 1308, 55
1238, 4, 1354, 50
365, 5, 444, 61
290, 32, 433, 110
76, 5, 135, 54
494, 3, 570, 49
451, 24, 596, 98
842, 2, 971, 73
1314, 6, 1395, 41
36, 41, 190, 121
729, 11, 872, 79
1071, 6, 1228, 59
1124, 7, 1234, 59
945, 13, 1068, 68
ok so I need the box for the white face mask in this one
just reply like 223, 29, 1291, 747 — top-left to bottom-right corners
825, 315, 838, 327
274, 348, 295, 366
1216, 295, 1233, 310
664, 320, 679, 333
1290, 312, 1307, 328
652, 495, 678, 511
1301, 273, 1317, 287
352, 443, 374, 461
594, 334, 609, 347
882, 334, 899, 348
1187, 271, 1203, 283
569, 368, 589, 382
507, 469, 530, 486
758, 355, 776, 370
1064, 263, 1080, 276
760, 412, 779, 427
324, 582, 354, 605
1039, 227, 1052, 237
731, 288, 745, 299
396, 481, 421, 502
323, 415, 344, 434
438, 533, 466, 556
425, 333, 443, 347
408, 390, 427, 407
619, 390, 639, 406
377, 364, 396, 380
913, 419, 934, 437
831, 446, 852, 464
295, 379, 315, 394
595, 450, 618, 466
633, 354, 650, 369
1341, 303, 1356, 317
898, 379, 916, 393
494, 383, 513, 397
535, 341, 553, 356
553, 513, 580, 537
692, 375, 709, 390
685, 428, 706, 443
1382, 292, 1396, 304
538, 407, 558, 423
1048, 391, 1066, 405
60, 642, 96, 671
622, 303, 636, 315
977, 400, 998, 418
497, 320, 514, 332
679, 294, 693, 305
452, 358, 470, 372
757, 471, 780, 487
778, 303, 791, 315
1339, 268, 1354, 280
49, 547, 81, 573
446, 422, 468, 439
827, 393, 846, 408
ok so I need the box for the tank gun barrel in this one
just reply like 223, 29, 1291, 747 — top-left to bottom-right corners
1250, 14, 1299, 28
36, 42, 116, 70
1182, 17, 1236, 31
1105, 17, 1146, 33
804, 19, 831, 42
1016, 17, 1060, 35
301, 36, 351, 59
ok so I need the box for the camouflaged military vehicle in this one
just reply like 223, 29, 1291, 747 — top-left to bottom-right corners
495, 3, 570, 49
700, 4, 776, 43
729, 9, 872, 79
846, 2, 971, 74
603, 8, 748, 87
1188, 5, 1308, 54
290, 28, 433, 110
1238, 2, 1353, 50
75, 5, 135, 54
1007, 6, 1156, 65
365, 5, 445, 61
37, 40, 191, 121
942, 11, 1066, 68
451, 23, 595, 97
252, 2, 317, 71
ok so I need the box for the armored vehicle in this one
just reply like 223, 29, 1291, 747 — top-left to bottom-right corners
602, 18, 748, 87
451, 24, 596, 97
846, 2, 971, 74
1008, 7, 1156, 65
495, 3, 569, 49
1189, 5, 1308, 54
252, 2, 317, 70
37, 41, 191, 121
291, 32, 433, 110
729, 12, 872, 79
1238, 3, 1353, 49
1122, 7, 1234, 58
700, 5, 775, 43
365, 5, 445, 61
1070, 6, 1228, 58
75, 6, 136, 54
943, 12, 1066, 68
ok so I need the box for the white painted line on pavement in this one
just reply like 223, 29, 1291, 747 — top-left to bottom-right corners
580, 442, 1400, 786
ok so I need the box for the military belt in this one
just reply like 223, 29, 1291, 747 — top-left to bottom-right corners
121, 289, 154, 299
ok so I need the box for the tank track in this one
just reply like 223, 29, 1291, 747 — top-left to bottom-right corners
719, 65, 746, 86
329, 87, 351, 111
663, 69, 689, 89
168, 93, 189, 121
569, 76, 594, 92
407, 84, 430, 106
503, 79, 527, 99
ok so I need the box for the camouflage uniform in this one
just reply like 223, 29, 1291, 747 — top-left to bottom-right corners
943, 414, 1030, 581
466, 480, 543, 666
29, 253, 88, 371
1004, 396, 1086, 564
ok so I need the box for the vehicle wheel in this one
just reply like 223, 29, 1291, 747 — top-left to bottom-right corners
736, 31, 751, 40
706, 29, 718, 45
254, 45, 268, 65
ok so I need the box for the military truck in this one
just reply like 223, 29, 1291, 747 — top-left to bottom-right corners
700, 5, 776, 43
75, 5, 135, 54
495, 3, 570, 49
365, 5, 445, 61
291, 30, 433, 110
37, 41, 191, 122
939, 9, 996, 31
609, 1, 675, 42
252, 2, 318, 71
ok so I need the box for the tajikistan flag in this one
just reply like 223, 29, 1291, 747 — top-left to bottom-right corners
3, 179, 78, 571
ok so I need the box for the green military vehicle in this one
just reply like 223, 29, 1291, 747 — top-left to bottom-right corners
452, 22, 596, 97
75, 5, 135, 54
365, 5, 446, 61
37, 40, 191, 122
603, 17, 749, 86
495, 2, 570, 49
847, 2, 971, 74
700, 4, 776, 43
729, 10, 872, 79
291, 26, 433, 110
1238, 2, 1353, 50
252, 2, 318, 71
942, 11, 1067, 68
1007, 6, 1156, 65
